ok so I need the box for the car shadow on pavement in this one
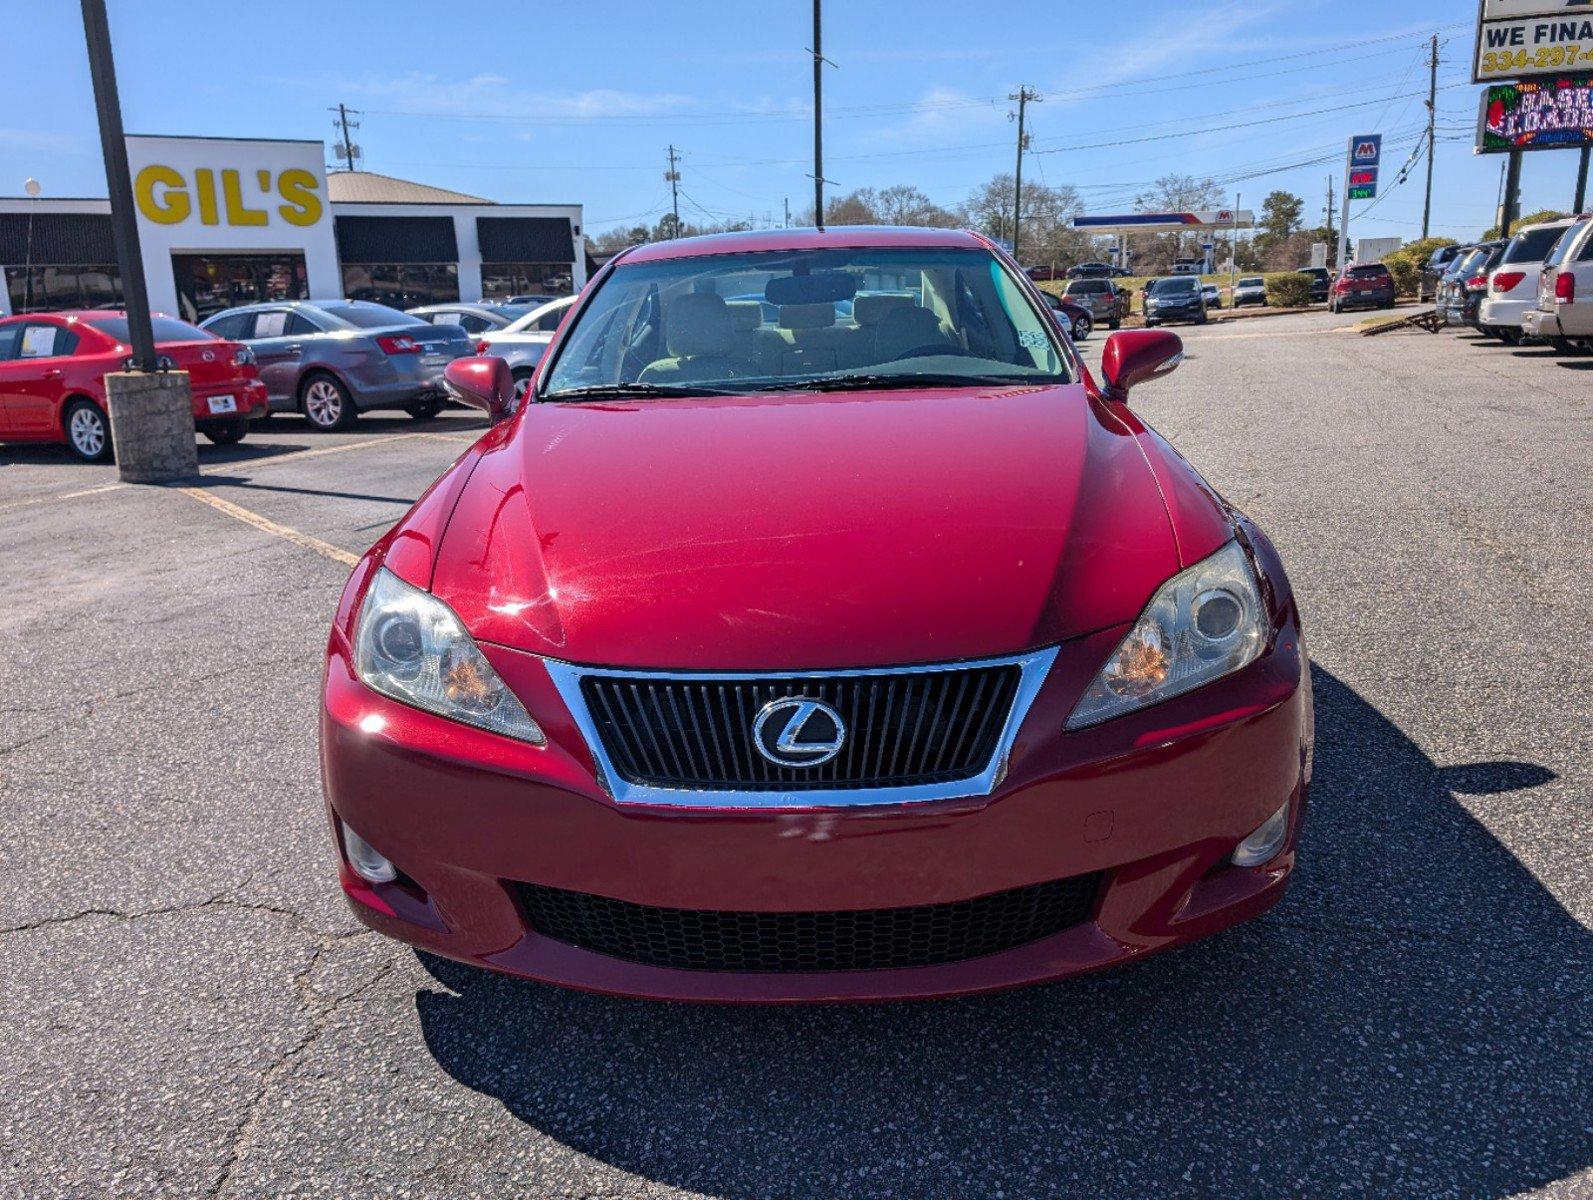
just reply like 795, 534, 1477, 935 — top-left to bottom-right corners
411, 666, 1588, 1199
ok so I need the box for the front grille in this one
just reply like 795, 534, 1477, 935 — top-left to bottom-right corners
517, 874, 1104, 973
579, 664, 1022, 791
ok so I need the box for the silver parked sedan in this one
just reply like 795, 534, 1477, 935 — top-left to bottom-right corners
474, 296, 577, 404
406, 302, 538, 337
200, 300, 474, 431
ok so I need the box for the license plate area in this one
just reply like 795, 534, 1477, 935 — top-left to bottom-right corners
206, 395, 237, 415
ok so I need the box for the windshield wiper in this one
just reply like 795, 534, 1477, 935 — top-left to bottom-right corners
753, 373, 1059, 393
544, 382, 739, 402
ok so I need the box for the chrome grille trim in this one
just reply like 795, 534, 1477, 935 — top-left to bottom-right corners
542, 648, 1059, 809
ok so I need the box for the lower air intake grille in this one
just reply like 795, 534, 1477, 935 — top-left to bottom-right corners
516, 873, 1104, 973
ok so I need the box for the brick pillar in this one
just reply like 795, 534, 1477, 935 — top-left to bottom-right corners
105, 371, 197, 484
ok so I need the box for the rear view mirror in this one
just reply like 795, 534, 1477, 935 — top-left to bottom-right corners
444, 356, 515, 423
766, 271, 858, 306
1099, 330, 1183, 403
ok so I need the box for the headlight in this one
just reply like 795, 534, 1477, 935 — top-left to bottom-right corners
1067, 540, 1266, 730
354, 567, 545, 744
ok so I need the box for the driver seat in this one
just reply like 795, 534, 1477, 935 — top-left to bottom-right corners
873, 306, 950, 363
639, 293, 740, 385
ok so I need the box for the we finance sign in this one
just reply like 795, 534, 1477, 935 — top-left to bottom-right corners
1475, 1, 1593, 81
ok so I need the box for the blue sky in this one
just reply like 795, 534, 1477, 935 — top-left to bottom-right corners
4, 1, 1585, 243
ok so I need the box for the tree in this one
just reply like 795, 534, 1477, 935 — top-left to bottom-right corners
958, 174, 1090, 267
1129, 174, 1226, 273
816, 185, 957, 228
1483, 209, 1568, 239
1254, 190, 1304, 260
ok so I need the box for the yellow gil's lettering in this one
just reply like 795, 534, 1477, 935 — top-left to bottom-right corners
276, 168, 323, 227
220, 169, 268, 227
133, 164, 189, 224
194, 168, 219, 225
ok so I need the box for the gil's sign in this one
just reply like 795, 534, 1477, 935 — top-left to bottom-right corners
1477, 75, 1593, 152
1474, 1, 1593, 82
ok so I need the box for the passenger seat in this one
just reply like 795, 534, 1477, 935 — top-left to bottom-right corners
638, 293, 741, 385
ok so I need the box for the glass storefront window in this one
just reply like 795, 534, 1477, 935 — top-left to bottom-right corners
5, 264, 123, 314
340, 263, 459, 308
170, 253, 309, 322
480, 262, 573, 301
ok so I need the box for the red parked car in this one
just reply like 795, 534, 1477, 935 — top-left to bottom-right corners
321, 226, 1311, 1003
0, 311, 268, 461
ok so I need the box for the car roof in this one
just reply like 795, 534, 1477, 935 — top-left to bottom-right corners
618, 224, 992, 265
0, 309, 126, 322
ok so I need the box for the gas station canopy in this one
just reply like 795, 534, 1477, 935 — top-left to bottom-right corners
1071, 209, 1255, 234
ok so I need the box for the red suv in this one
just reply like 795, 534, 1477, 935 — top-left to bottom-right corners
1328, 262, 1397, 313
0, 311, 267, 461
320, 227, 1310, 1002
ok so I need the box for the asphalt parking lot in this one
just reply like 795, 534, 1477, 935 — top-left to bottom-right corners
3, 309, 1589, 1199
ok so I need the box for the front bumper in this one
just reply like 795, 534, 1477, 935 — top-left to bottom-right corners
320, 599, 1312, 1002
1144, 304, 1203, 323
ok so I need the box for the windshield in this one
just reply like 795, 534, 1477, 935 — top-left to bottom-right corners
1149, 277, 1198, 294
504, 297, 575, 334
315, 301, 424, 329
541, 247, 1071, 399
88, 316, 214, 343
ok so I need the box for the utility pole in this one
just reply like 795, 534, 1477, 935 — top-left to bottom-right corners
1421, 33, 1438, 240
1324, 175, 1336, 265
329, 103, 361, 171
664, 144, 681, 238
82, 0, 195, 483
1008, 86, 1041, 263
810, 0, 832, 230
784, 196, 791, 228
1575, 147, 1590, 213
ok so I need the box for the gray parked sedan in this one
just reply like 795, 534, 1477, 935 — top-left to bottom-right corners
473, 296, 577, 404
200, 300, 474, 431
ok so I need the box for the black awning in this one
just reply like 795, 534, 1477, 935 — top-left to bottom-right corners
0, 212, 117, 265
334, 215, 459, 263
476, 216, 574, 263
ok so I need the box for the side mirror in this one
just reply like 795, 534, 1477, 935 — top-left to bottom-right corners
443, 356, 515, 423
1099, 329, 1183, 403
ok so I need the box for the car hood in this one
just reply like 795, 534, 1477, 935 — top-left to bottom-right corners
428, 383, 1182, 669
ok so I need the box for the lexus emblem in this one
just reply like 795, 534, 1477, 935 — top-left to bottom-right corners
201, 349, 215, 362
752, 697, 846, 768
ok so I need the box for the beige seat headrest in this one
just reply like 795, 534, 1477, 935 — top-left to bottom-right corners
853, 293, 912, 327
779, 302, 836, 331
725, 301, 764, 333
666, 293, 733, 357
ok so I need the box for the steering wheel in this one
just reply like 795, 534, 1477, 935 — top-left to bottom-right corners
889, 344, 975, 362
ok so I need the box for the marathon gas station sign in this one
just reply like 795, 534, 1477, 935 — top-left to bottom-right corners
1474, 0, 1593, 82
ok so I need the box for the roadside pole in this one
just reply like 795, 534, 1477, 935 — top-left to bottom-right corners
1575, 147, 1589, 213
81, 0, 196, 482
1228, 195, 1239, 304
1335, 154, 1352, 272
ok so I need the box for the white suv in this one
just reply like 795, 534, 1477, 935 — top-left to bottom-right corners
1521, 217, 1593, 352
1478, 217, 1582, 345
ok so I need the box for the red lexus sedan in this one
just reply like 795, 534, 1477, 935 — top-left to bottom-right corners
0, 311, 268, 461
320, 227, 1312, 1003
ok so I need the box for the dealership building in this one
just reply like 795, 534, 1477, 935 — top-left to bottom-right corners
0, 135, 586, 320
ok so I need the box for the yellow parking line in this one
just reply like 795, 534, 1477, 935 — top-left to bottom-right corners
177, 487, 360, 567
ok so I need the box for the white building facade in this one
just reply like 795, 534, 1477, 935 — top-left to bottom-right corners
0, 134, 585, 320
